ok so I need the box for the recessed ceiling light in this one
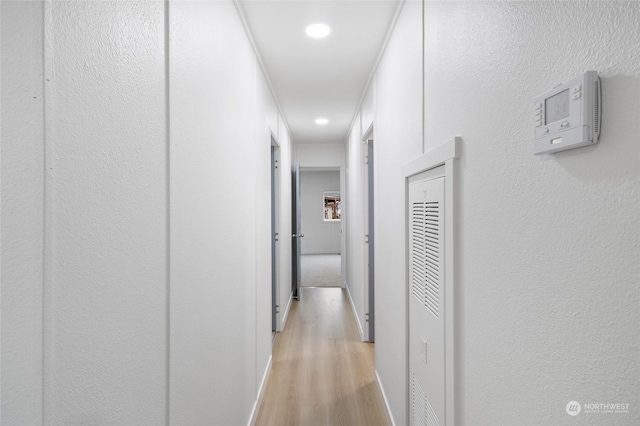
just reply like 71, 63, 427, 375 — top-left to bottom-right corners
306, 23, 331, 38
315, 118, 329, 125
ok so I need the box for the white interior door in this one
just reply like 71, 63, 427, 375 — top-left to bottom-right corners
409, 172, 445, 425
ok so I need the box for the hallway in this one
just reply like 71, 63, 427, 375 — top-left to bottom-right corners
256, 288, 389, 426
3, 1, 639, 424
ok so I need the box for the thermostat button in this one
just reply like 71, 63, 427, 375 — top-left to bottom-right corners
561, 121, 569, 128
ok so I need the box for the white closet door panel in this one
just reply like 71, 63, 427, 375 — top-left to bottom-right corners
409, 174, 445, 424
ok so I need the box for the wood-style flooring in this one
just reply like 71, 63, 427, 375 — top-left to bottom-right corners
256, 287, 391, 426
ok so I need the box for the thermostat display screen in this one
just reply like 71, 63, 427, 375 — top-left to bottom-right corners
545, 88, 570, 124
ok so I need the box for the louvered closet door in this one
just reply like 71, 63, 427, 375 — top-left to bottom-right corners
409, 174, 445, 426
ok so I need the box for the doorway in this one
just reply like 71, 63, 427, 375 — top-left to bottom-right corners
299, 168, 342, 289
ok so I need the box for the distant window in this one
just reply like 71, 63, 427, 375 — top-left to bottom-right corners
323, 191, 341, 221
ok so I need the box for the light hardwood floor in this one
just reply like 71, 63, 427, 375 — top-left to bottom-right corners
256, 287, 391, 426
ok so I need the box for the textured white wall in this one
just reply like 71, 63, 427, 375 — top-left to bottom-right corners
276, 116, 294, 329
255, 57, 275, 393
44, 2, 168, 423
1, 1, 289, 424
361, 86, 375, 137
300, 171, 341, 255
295, 143, 344, 168
423, 2, 640, 424
169, 1, 287, 423
363, 1, 640, 425
370, 2, 423, 424
1, 2, 45, 423
261, 74, 279, 143
169, 2, 258, 423
346, 119, 368, 340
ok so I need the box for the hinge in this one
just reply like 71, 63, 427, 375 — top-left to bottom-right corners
365, 234, 369, 244
275, 232, 279, 242
365, 312, 370, 322
276, 305, 280, 314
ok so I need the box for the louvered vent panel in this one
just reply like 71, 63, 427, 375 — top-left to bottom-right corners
411, 373, 426, 426
411, 203, 427, 306
411, 201, 440, 319
412, 374, 440, 426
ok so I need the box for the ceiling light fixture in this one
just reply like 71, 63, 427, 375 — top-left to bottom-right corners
306, 23, 331, 38
315, 118, 329, 125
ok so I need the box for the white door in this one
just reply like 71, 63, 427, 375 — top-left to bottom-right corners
408, 173, 445, 425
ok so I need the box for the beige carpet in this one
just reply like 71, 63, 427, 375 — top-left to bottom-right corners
301, 254, 341, 287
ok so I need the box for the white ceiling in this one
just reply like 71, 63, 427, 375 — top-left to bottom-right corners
238, 0, 401, 144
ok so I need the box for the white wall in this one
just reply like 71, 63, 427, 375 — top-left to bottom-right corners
2, 1, 169, 423
1, 2, 45, 423
46, 2, 168, 423
1, 1, 292, 424
350, 1, 640, 425
300, 171, 341, 255
295, 143, 344, 168
254, 54, 275, 388
361, 85, 374, 136
345, 112, 368, 341
369, 2, 423, 424
423, 2, 640, 424
275, 116, 294, 330
169, 2, 261, 423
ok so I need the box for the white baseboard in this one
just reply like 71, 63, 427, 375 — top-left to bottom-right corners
345, 284, 365, 341
375, 370, 396, 426
247, 355, 272, 426
279, 291, 293, 331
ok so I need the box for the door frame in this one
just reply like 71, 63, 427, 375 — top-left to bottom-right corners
402, 137, 461, 425
362, 124, 375, 342
270, 138, 281, 334
291, 161, 302, 300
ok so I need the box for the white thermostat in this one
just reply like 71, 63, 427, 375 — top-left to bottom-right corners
534, 71, 601, 155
